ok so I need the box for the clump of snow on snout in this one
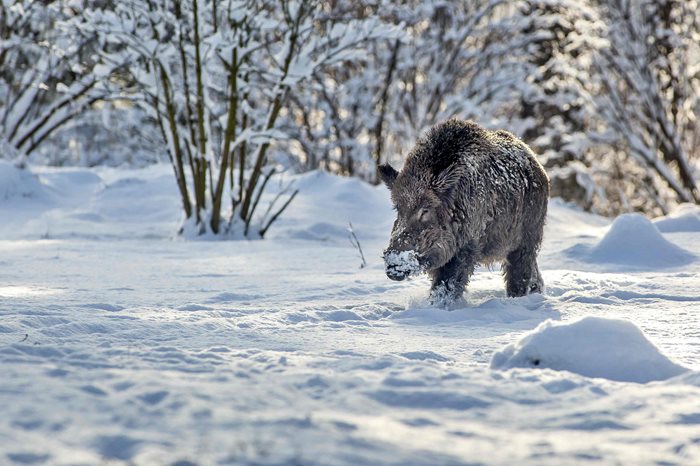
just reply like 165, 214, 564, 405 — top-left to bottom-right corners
384, 250, 422, 279
490, 316, 688, 383
567, 213, 695, 268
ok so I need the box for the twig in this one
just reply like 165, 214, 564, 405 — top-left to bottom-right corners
259, 189, 299, 237
347, 222, 367, 269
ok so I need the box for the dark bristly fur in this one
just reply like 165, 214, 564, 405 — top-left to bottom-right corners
379, 118, 549, 304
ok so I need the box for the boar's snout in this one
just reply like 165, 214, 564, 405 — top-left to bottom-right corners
383, 249, 422, 281
386, 267, 408, 281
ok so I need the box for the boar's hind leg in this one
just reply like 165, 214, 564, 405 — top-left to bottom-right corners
429, 249, 476, 306
504, 246, 543, 297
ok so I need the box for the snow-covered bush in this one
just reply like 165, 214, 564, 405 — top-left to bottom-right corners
30, 104, 165, 167
3, 0, 699, 220
282, 0, 537, 182
585, 0, 700, 213
514, 0, 700, 216
83, 0, 400, 237
282, 0, 700, 219
0, 0, 114, 162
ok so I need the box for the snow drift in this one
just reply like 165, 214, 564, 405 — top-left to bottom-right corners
567, 213, 695, 268
654, 203, 700, 233
0, 160, 45, 200
490, 316, 688, 383
3, 165, 700, 465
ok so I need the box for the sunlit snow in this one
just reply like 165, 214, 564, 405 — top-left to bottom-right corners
1, 164, 699, 465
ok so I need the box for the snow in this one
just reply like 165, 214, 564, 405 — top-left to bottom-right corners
383, 250, 422, 280
566, 212, 696, 268
0, 160, 46, 200
654, 203, 700, 233
491, 316, 688, 383
1, 164, 700, 465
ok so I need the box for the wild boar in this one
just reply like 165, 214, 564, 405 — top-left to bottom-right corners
379, 118, 549, 305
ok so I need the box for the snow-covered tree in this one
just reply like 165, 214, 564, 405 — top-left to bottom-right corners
30, 103, 165, 167
277, 0, 404, 179
284, 0, 544, 182
4, 0, 698, 220
586, 0, 700, 213
496, 0, 700, 216
0, 0, 113, 162
85, 0, 399, 237
386, 0, 524, 150
510, 0, 606, 211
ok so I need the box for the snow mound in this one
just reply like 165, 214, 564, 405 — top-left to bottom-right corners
569, 213, 695, 267
384, 250, 422, 280
490, 317, 688, 383
654, 203, 700, 233
268, 170, 394, 241
0, 160, 45, 200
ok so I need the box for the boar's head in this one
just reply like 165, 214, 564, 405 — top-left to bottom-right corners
378, 163, 459, 281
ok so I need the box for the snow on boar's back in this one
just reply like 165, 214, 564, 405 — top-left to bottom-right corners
379, 119, 549, 305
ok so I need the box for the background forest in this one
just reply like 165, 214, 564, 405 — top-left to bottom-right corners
2, 0, 699, 236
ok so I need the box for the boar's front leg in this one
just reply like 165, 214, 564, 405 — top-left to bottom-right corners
428, 246, 476, 306
503, 246, 544, 297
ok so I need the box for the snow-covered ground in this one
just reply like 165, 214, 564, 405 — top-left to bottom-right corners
1, 161, 699, 465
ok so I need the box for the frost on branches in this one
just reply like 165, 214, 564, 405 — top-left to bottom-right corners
500, 0, 700, 216
586, 0, 700, 215
283, 0, 534, 182
0, 1, 113, 164
2, 0, 699, 221
83, 0, 400, 238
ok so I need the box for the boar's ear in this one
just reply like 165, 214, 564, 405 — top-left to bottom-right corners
432, 163, 465, 204
378, 164, 398, 189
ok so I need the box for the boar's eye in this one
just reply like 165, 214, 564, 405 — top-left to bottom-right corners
419, 208, 432, 222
